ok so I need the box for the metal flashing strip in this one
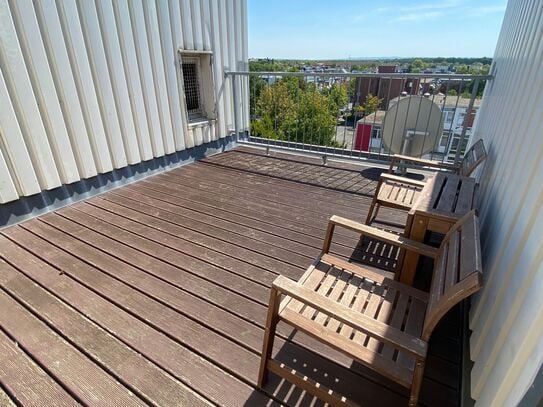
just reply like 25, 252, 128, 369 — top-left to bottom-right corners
0, 135, 237, 229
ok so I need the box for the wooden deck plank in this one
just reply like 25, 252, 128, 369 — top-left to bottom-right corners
0, 233, 276, 407
136, 173, 362, 246
158, 165, 366, 219
0, 328, 78, 407
0, 290, 146, 406
130, 177, 349, 247
0, 147, 462, 407
116, 184, 338, 259
0, 260, 211, 407
93, 193, 304, 279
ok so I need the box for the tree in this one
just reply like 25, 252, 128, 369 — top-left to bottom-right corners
325, 83, 348, 117
249, 76, 267, 116
411, 58, 426, 71
250, 77, 342, 147
362, 94, 381, 116
252, 80, 297, 140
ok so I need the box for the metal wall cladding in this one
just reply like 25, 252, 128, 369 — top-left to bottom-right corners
0, 0, 248, 203
469, 1, 543, 405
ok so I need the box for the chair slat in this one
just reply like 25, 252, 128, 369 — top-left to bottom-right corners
284, 262, 330, 314
366, 287, 397, 352
459, 214, 482, 280
339, 279, 374, 338
398, 298, 426, 370
302, 267, 340, 319
436, 178, 461, 212
380, 292, 410, 359
353, 283, 385, 344
454, 179, 477, 214
314, 270, 349, 325
326, 275, 362, 332
445, 230, 460, 290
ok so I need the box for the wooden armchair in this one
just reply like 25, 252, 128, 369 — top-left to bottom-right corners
258, 211, 482, 406
366, 139, 487, 225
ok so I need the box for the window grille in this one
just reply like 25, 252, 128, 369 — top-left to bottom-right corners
181, 57, 203, 118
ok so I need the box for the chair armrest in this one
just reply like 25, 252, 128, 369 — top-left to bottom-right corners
379, 173, 427, 188
273, 275, 428, 359
389, 154, 459, 173
328, 215, 439, 258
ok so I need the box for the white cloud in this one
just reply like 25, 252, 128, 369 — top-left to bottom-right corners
399, 0, 464, 12
395, 11, 445, 22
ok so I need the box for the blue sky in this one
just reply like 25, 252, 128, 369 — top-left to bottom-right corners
248, 0, 507, 59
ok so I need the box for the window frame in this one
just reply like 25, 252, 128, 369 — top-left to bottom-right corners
178, 50, 216, 125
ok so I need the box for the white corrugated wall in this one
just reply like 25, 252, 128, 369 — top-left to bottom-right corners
469, 0, 543, 405
0, 0, 248, 204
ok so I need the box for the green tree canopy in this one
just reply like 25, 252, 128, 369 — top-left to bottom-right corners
251, 77, 342, 147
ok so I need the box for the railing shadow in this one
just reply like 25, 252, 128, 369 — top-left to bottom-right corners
200, 149, 385, 197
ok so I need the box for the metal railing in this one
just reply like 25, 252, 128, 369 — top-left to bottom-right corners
226, 70, 492, 166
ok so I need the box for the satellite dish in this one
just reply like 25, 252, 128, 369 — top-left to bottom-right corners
382, 96, 443, 158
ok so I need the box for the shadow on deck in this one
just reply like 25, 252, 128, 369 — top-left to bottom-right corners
0, 146, 463, 406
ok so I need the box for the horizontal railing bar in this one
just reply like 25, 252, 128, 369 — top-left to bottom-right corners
225, 70, 493, 80
238, 140, 446, 172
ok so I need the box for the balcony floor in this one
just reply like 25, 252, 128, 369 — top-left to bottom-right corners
0, 147, 463, 406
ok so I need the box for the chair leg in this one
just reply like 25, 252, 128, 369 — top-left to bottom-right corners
367, 178, 385, 225
408, 359, 425, 407
366, 200, 380, 225
257, 287, 281, 387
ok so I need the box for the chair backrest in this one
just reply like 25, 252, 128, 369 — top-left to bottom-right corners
421, 210, 483, 341
459, 139, 487, 176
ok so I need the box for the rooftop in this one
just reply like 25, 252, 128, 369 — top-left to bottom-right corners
0, 147, 464, 406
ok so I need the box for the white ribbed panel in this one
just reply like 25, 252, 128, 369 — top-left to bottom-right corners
469, 1, 543, 405
0, 0, 248, 203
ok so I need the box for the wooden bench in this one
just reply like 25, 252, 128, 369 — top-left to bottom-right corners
258, 210, 483, 406
366, 139, 487, 225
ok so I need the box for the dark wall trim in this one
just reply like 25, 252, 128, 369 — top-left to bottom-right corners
0, 135, 237, 229
461, 300, 476, 407
518, 365, 543, 407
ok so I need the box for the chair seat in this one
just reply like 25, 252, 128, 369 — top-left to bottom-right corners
278, 254, 428, 389
376, 179, 424, 209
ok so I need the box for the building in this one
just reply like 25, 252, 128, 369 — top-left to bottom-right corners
0, 0, 248, 208
355, 65, 420, 108
354, 110, 385, 152
354, 95, 481, 160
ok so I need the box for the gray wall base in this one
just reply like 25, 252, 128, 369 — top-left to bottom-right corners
0, 135, 237, 229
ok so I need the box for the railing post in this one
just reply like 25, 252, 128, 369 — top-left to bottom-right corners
454, 78, 480, 165
231, 73, 240, 142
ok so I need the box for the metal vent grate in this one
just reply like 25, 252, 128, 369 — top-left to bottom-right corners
182, 59, 202, 117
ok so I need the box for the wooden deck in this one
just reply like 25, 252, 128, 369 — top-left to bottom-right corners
0, 147, 463, 406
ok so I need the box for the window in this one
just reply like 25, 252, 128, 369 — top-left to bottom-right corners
442, 109, 454, 123
371, 127, 381, 139
440, 131, 450, 148
179, 50, 216, 123
181, 58, 203, 118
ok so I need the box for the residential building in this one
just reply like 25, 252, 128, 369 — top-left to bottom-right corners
355, 65, 420, 108
354, 95, 481, 160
